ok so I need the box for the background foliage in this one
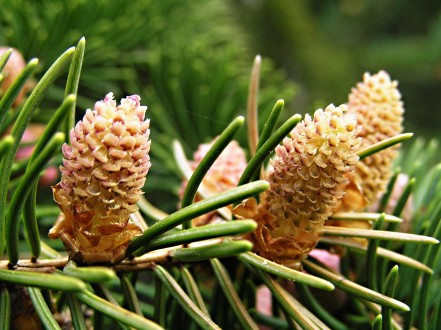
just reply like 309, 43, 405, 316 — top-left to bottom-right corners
233, 0, 441, 138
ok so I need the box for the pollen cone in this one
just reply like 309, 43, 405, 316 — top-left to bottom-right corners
339, 71, 404, 211
180, 139, 247, 226
235, 104, 361, 268
49, 93, 151, 264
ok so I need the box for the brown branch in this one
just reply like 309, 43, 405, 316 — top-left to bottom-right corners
0, 249, 172, 273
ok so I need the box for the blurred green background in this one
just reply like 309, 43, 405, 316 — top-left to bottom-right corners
233, 0, 441, 138
1, 0, 440, 209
